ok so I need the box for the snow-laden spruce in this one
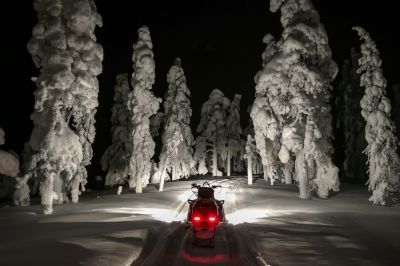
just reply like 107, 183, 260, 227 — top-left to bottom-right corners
225, 94, 243, 176
22, 0, 103, 214
335, 49, 366, 180
195, 89, 231, 176
251, 34, 281, 185
353, 26, 400, 205
157, 58, 195, 191
253, 0, 339, 198
127, 26, 161, 193
101, 74, 131, 186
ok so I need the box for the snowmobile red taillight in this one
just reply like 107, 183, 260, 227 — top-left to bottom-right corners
193, 216, 201, 222
208, 215, 218, 223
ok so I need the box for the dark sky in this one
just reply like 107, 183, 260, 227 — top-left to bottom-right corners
1, 0, 399, 181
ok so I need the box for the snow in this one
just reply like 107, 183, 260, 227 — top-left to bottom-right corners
0, 177, 399, 265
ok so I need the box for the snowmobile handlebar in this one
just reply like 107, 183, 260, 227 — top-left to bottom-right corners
191, 182, 222, 189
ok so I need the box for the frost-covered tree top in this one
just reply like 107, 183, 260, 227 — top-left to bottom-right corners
353, 27, 390, 119
127, 26, 161, 192
28, 0, 103, 113
197, 89, 231, 141
131, 26, 155, 91
353, 26, 400, 205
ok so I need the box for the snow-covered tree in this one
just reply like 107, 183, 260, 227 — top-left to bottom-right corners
24, 0, 103, 214
251, 34, 282, 186
101, 74, 131, 186
335, 49, 366, 180
196, 89, 231, 176
157, 58, 195, 191
225, 94, 242, 176
254, 0, 339, 198
353, 26, 400, 205
127, 26, 161, 193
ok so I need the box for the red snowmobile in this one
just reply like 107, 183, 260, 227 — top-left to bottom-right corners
187, 182, 225, 246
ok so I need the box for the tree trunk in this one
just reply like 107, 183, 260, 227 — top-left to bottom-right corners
227, 146, 231, 176
136, 176, 143, 193
283, 157, 293, 184
263, 165, 268, 181
296, 151, 310, 199
53, 174, 63, 204
158, 157, 167, 192
13, 174, 30, 207
172, 165, 176, 180
247, 155, 253, 185
71, 174, 80, 203
41, 171, 54, 215
212, 142, 218, 176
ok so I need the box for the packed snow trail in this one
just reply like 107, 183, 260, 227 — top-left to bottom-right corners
1, 177, 399, 265
134, 178, 261, 266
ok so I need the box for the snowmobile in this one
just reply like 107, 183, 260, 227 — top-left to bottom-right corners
187, 182, 225, 247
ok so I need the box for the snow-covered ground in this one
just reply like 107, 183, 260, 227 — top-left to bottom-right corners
0, 177, 399, 266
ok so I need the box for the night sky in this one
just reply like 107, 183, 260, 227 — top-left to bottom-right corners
1, 0, 399, 185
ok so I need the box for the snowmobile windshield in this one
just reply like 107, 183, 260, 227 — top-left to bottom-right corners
198, 187, 214, 199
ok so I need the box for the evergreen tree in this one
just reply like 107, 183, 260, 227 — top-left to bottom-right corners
354, 26, 400, 205
22, 0, 103, 213
101, 74, 131, 186
225, 94, 242, 176
254, 0, 340, 198
157, 59, 195, 191
126, 26, 161, 193
195, 89, 230, 176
